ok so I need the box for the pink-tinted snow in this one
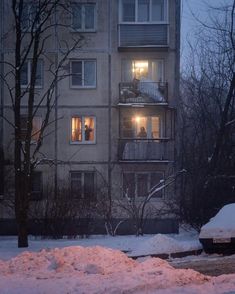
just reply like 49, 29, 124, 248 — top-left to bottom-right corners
0, 246, 235, 294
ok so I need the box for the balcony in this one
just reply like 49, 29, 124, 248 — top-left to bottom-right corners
118, 24, 168, 49
118, 139, 173, 162
119, 81, 168, 104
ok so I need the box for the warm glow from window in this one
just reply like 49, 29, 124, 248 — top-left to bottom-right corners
132, 61, 148, 79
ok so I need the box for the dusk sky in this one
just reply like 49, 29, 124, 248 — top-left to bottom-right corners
181, 0, 230, 62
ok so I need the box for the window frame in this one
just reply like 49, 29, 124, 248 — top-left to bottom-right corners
122, 115, 162, 139
70, 115, 96, 144
123, 171, 164, 198
20, 59, 43, 88
119, 0, 168, 24
70, 59, 97, 89
121, 58, 165, 83
70, 2, 97, 32
70, 171, 96, 200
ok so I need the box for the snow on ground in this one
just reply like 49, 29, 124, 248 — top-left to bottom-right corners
0, 230, 202, 260
199, 203, 235, 239
0, 245, 235, 294
129, 234, 201, 256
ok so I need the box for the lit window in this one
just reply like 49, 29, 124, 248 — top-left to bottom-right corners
122, 59, 164, 82
123, 172, 164, 198
21, 60, 43, 87
122, 116, 160, 139
71, 60, 96, 88
71, 3, 96, 31
71, 116, 96, 143
20, 116, 42, 142
121, 0, 167, 22
70, 171, 95, 199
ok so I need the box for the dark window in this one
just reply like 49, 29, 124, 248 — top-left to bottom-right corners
71, 60, 96, 87
122, 0, 135, 22
150, 172, 164, 197
70, 171, 95, 199
123, 173, 135, 198
137, 173, 148, 197
123, 172, 164, 198
71, 3, 96, 31
31, 172, 42, 200
20, 60, 43, 87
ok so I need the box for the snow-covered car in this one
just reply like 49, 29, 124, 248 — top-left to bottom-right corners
199, 203, 235, 254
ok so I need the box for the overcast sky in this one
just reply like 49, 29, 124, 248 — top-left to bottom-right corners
181, 0, 231, 62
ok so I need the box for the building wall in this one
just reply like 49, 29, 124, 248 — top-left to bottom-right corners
0, 0, 180, 233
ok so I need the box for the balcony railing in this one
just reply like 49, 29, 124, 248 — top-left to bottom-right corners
118, 138, 173, 161
119, 81, 168, 104
118, 24, 169, 48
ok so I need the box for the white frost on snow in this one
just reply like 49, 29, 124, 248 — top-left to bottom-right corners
199, 203, 235, 239
0, 245, 235, 294
130, 234, 201, 256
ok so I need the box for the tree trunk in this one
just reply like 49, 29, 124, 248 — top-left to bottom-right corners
18, 214, 28, 248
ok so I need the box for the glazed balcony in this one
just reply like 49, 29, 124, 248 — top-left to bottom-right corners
118, 138, 173, 162
118, 24, 169, 49
119, 81, 168, 104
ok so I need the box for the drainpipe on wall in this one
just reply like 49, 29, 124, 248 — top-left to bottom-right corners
108, 0, 112, 209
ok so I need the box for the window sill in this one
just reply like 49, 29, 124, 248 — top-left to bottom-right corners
70, 85, 97, 90
21, 85, 43, 89
70, 141, 96, 145
70, 28, 97, 33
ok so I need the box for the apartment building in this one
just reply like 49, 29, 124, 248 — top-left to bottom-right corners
0, 0, 180, 234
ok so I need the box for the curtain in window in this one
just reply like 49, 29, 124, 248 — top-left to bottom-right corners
71, 117, 82, 141
32, 117, 42, 140
122, 60, 133, 82
151, 117, 160, 138
35, 60, 43, 86
84, 117, 95, 141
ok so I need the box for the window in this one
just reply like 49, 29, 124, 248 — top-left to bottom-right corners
71, 116, 96, 143
70, 171, 95, 199
71, 60, 96, 88
121, 0, 167, 22
21, 2, 39, 32
123, 172, 164, 198
71, 3, 96, 31
122, 116, 160, 139
20, 116, 42, 142
31, 171, 42, 200
21, 60, 43, 87
122, 59, 164, 82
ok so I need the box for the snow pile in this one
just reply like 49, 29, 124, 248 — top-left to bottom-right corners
199, 203, 235, 239
0, 245, 235, 293
0, 245, 210, 294
130, 234, 202, 256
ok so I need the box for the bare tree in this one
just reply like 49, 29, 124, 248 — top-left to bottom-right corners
120, 170, 185, 236
178, 1, 235, 228
0, 0, 82, 247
